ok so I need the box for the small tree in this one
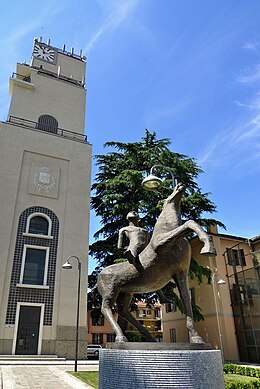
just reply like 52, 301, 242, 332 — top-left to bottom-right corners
88, 130, 224, 320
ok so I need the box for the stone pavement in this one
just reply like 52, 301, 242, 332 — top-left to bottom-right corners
0, 363, 99, 389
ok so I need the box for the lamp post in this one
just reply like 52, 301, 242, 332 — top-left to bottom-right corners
62, 255, 81, 372
141, 164, 176, 190
212, 272, 225, 363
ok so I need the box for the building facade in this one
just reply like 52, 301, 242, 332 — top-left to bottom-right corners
162, 226, 260, 363
0, 39, 92, 358
87, 301, 162, 345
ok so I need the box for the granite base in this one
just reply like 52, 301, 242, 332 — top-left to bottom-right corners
99, 343, 225, 389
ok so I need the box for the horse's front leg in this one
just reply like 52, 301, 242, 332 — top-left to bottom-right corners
173, 272, 204, 344
183, 220, 216, 256
101, 297, 128, 342
152, 220, 216, 256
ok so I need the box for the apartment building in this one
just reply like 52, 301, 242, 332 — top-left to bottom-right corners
162, 226, 260, 363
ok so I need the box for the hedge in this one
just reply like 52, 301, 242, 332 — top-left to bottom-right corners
223, 364, 260, 378
225, 379, 260, 389
224, 364, 260, 389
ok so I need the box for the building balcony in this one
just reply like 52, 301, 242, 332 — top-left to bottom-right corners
5, 115, 88, 144
9, 73, 34, 95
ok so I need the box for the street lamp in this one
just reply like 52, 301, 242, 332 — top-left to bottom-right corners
141, 164, 176, 190
212, 272, 226, 363
62, 255, 82, 372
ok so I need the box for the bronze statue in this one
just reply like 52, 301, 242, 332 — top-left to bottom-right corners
117, 211, 171, 303
97, 183, 216, 343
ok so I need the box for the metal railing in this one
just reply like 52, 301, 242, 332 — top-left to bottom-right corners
6, 115, 88, 144
11, 73, 31, 83
15, 63, 85, 88
37, 68, 85, 87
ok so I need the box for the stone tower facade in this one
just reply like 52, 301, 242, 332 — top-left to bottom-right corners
0, 38, 92, 358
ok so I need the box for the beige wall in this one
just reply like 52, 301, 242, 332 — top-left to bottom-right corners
0, 121, 91, 356
9, 61, 86, 134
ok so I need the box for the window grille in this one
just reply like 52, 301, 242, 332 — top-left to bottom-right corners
37, 115, 58, 133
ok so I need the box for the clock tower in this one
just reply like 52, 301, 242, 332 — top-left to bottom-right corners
0, 38, 92, 358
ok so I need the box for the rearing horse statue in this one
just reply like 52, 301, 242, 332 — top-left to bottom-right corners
97, 183, 216, 343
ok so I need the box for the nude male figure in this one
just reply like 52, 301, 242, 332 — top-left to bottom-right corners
117, 211, 149, 265
117, 212, 173, 304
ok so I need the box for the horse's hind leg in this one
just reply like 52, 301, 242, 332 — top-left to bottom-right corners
173, 272, 204, 344
101, 296, 128, 342
117, 292, 157, 342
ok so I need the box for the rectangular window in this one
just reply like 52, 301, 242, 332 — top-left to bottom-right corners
233, 284, 254, 306
92, 315, 104, 326
92, 333, 103, 344
170, 328, 176, 342
20, 246, 49, 285
107, 334, 115, 342
227, 248, 246, 267
189, 288, 195, 306
165, 303, 176, 313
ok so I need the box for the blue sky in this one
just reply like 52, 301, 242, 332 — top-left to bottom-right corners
1, 1, 260, 273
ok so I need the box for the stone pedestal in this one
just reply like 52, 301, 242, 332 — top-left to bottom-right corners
99, 343, 225, 389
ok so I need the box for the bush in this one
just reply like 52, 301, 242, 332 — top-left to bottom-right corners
224, 364, 260, 378
225, 378, 260, 388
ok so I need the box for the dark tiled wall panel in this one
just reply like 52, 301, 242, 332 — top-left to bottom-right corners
6, 207, 59, 325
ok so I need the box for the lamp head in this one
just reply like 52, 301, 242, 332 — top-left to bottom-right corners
141, 174, 162, 190
62, 261, 72, 269
217, 278, 226, 285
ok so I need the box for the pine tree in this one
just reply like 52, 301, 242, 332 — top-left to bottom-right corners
88, 130, 224, 320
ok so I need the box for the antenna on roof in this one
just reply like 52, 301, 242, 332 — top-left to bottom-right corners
80, 49, 83, 58
71, 47, 74, 55
39, 36, 42, 43
62, 44, 66, 52
47, 39, 51, 45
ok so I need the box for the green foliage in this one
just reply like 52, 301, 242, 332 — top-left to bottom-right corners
189, 258, 212, 284
125, 331, 143, 342
89, 130, 224, 315
224, 375, 260, 389
224, 364, 260, 378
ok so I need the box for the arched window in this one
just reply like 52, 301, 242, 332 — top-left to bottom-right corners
37, 115, 58, 134
25, 213, 52, 236
29, 216, 49, 235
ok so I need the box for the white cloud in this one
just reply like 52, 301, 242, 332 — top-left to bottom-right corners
144, 98, 193, 126
197, 108, 260, 171
84, 0, 139, 53
242, 41, 260, 51
235, 114, 260, 142
237, 65, 260, 84
199, 40, 260, 170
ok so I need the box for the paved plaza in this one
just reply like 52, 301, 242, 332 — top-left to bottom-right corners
0, 362, 99, 389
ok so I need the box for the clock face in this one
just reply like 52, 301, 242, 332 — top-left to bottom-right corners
33, 43, 57, 63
